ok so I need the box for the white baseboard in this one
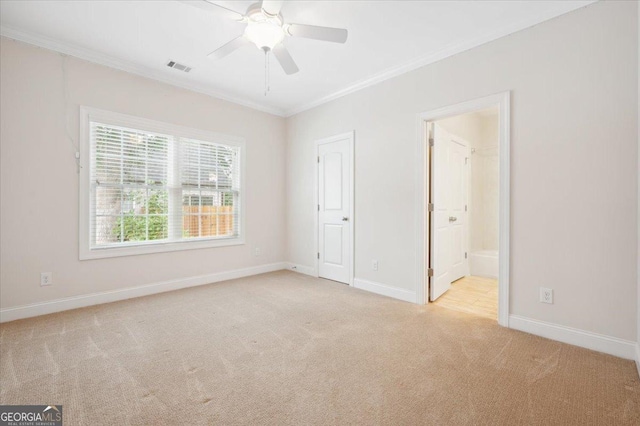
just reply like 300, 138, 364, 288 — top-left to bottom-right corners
0, 262, 287, 323
286, 262, 316, 277
636, 344, 640, 379
353, 278, 416, 303
509, 315, 636, 361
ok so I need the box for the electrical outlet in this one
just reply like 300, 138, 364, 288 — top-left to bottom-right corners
40, 272, 53, 287
540, 287, 553, 304
254, 247, 261, 256
372, 260, 378, 271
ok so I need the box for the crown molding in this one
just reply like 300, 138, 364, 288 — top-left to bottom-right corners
0, 26, 287, 117
1, 1, 595, 119
282, 0, 597, 117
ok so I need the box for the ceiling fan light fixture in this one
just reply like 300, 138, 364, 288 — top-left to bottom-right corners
187, 0, 348, 79
244, 18, 285, 51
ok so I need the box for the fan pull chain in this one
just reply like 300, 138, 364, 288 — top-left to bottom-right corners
263, 49, 272, 97
263, 49, 270, 97
267, 50, 271, 93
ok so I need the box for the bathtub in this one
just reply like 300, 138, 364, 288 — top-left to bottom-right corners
469, 250, 498, 279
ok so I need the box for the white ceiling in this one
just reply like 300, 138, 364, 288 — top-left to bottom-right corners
0, 0, 595, 116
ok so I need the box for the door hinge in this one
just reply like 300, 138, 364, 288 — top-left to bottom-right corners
317, 156, 320, 163
427, 268, 434, 277
317, 253, 320, 259
465, 157, 468, 165
428, 203, 434, 212
318, 204, 320, 211
428, 137, 434, 147
465, 252, 467, 259
465, 204, 467, 212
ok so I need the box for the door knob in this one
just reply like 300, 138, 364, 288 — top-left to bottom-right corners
342, 217, 349, 221
449, 216, 457, 222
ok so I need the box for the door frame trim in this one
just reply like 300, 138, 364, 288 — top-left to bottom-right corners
314, 131, 355, 286
415, 92, 510, 327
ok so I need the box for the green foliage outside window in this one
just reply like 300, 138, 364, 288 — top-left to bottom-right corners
113, 191, 168, 242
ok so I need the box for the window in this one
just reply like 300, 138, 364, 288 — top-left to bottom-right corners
79, 107, 244, 259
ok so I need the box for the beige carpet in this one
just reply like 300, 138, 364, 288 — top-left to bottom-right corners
1, 271, 639, 425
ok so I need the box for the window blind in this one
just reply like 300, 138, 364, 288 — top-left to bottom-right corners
178, 138, 241, 240
89, 121, 241, 250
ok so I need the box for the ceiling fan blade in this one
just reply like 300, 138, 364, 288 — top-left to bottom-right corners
180, 0, 245, 21
208, 36, 251, 60
272, 44, 299, 75
286, 23, 348, 43
261, 0, 284, 16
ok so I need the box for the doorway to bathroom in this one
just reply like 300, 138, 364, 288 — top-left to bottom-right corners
416, 92, 510, 325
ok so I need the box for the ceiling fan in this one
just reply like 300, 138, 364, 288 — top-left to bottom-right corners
182, 0, 348, 75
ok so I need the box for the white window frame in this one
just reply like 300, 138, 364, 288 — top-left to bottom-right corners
79, 106, 246, 260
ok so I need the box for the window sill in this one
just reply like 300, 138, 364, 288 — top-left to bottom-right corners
79, 237, 245, 260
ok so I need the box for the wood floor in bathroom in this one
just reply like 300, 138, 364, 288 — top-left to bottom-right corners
433, 275, 498, 320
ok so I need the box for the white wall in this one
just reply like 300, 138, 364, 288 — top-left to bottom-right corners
0, 37, 286, 310
476, 116, 499, 251
436, 113, 484, 145
286, 1, 638, 341
637, 0, 640, 366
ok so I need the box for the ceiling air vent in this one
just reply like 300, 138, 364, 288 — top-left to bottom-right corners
166, 61, 192, 73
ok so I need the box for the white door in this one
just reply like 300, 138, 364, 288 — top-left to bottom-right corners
449, 139, 469, 281
429, 124, 469, 301
318, 135, 352, 284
